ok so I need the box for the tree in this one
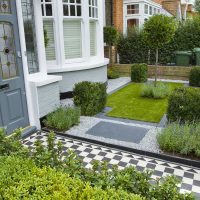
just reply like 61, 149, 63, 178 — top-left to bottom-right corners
143, 14, 176, 86
104, 26, 118, 65
195, 0, 200, 14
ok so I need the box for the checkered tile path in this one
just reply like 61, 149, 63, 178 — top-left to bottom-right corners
22, 132, 200, 199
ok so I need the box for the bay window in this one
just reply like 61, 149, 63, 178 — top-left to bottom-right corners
127, 4, 139, 15
41, 0, 56, 61
63, 0, 82, 60
89, 0, 98, 56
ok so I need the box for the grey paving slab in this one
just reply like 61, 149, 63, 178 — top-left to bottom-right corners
86, 121, 148, 144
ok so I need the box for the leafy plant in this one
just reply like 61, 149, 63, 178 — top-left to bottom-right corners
157, 122, 200, 157
43, 106, 80, 132
167, 87, 200, 123
189, 66, 200, 87
0, 156, 144, 200
131, 63, 148, 83
43, 29, 49, 48
195, 0, 200, 14
107, 67, 120, 79
0, 128, 28, 157
73, 81, 107, 116
143, 14, 176, 86
141, 82, 169, 99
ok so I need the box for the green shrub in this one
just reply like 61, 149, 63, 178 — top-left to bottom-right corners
28, 132, 194, 200
189, 66, 200, 87
107, 67, 120, 79
43, 107, 80, 132
131, 64, 148, 83
141, 82, 169, 99
157, 122, 200, 157
73, 81, 107, 116
0, 156, 143, 200
0, 128, 28, 157
167, 87, 200, 122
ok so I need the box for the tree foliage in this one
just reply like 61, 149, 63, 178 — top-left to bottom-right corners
143, 14, 176, 49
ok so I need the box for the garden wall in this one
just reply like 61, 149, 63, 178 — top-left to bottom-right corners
113, 64, 191, 81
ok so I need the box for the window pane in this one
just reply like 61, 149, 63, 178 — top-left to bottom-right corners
45, 4, 52, 16
70, 5, 75, 16
0, 0, 11, 14
63, 5, 69, 16
22, 0, 39, 74
77, 5, 81, 16
63, 20, 82, 59
90, 21, 96, 56
43, 20, 56, 61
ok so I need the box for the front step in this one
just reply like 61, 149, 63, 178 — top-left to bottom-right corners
21, 126, 37, 139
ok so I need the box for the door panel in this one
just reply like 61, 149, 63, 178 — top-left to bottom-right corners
0, 0, 29, 134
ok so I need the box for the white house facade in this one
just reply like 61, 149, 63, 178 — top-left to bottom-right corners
0, 0, 108, 134
123, 0, 172, 34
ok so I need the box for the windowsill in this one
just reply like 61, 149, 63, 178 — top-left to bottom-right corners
28, 73, 62, 87
47, 58, 109, 73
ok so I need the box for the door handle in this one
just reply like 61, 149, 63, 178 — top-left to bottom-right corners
0, 84, 9, 91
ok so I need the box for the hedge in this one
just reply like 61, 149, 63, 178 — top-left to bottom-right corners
131, 63, 148, 82
73, 81, 107, 116
117, 17, 200, 65
0, 156, 143, 200
167, 87, 200, 122
189, 67, 200, 87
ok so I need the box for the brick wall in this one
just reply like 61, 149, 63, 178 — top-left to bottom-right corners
113, 0, 123, 32
112, 64, 191, 81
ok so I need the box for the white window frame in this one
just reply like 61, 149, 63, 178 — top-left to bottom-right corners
63, 0, 82, 18
89, 0, 98, 19
127, 4, 139, 15
144, 4, 148, 15
149, 6, 152, 15
41, 0, 57, 65
62, 0, 84, 63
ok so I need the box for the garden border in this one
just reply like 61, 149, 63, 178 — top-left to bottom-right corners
42, 128, 200, 169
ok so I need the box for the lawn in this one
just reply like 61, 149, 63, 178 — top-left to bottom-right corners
106, 82, 183, 123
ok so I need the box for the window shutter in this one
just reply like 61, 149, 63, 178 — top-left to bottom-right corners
63, 20, 82, 59
90, 21, 97, 56
43, 20, 56, 61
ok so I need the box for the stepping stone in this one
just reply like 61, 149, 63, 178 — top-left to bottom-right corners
86, 122, 148, 144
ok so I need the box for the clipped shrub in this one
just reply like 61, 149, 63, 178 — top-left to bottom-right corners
0, 156, 143, 200
131, 63, 148, 82
189, 66, 200, 87
157, 122, 200, 157
43, 106, 80, 131
107, 67, 120, 79
167, 87, 200, 122
73, 81, 107, 116
141, 82, 169, 99
0, 128, 28, 157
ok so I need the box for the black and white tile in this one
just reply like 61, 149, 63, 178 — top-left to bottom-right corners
22, 131, 200, 199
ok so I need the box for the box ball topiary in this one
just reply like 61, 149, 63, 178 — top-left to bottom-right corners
189, 66, 200, 87
167, 87, 200, 123
131, 63, 148, 83
73, 81, 107, 116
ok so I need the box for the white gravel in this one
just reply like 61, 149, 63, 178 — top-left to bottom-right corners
60, 77, 161, 153
64, 116, 161, 153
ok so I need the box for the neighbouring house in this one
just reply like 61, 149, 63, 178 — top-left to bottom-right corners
0, 0, 108, 134
104, 0, 195, 33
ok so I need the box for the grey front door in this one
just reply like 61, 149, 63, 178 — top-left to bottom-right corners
0, 0, 29, 134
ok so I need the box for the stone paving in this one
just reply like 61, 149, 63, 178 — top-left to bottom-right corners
23, 131, 200, 199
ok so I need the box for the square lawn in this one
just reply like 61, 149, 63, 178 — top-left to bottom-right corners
106, 82, 183, 123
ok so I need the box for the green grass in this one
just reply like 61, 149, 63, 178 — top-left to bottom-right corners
106, 82, 183, 123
